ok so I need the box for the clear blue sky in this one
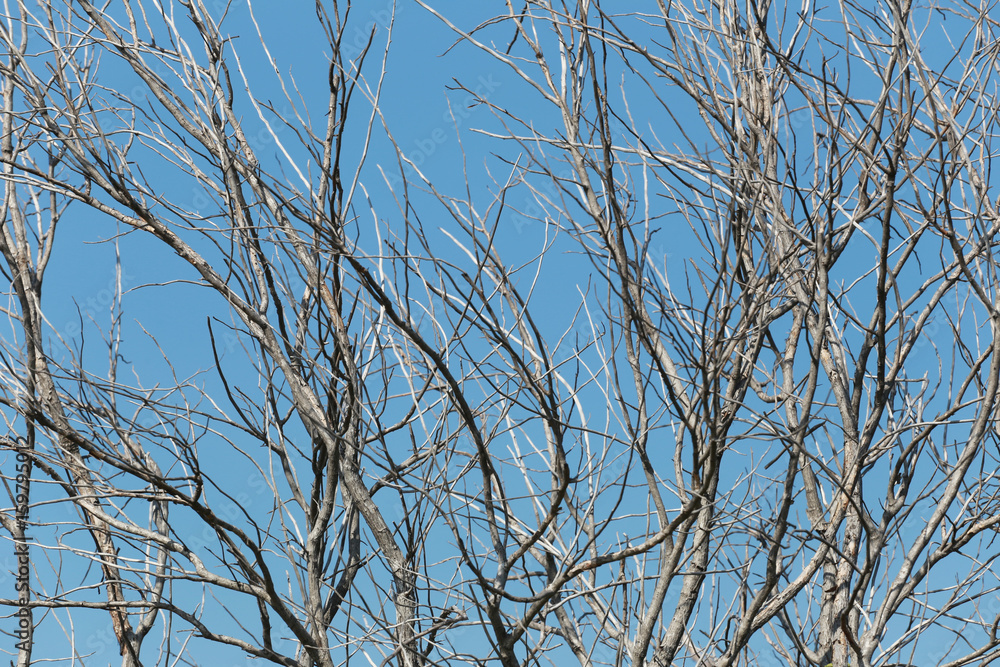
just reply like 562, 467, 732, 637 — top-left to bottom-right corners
8, 1, 992, 666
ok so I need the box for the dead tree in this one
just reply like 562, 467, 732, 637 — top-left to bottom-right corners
1, 1, 999, 667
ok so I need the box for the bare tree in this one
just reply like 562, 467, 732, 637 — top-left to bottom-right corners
2, 1, 1000, 666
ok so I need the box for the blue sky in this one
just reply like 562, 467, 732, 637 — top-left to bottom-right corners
5, 1, 1000, 666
